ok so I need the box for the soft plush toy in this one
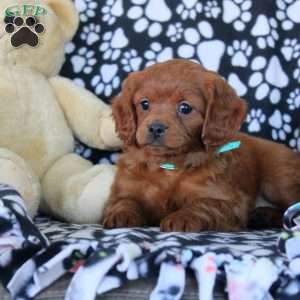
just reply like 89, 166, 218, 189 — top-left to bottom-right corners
0, 0, 121, 223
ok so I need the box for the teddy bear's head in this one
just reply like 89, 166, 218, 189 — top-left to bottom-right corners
0, 0, 79, 77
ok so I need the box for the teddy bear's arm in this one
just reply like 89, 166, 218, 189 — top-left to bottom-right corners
49, 76, 122, 150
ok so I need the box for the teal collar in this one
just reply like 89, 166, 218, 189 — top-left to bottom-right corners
160, 162, 176, 170
216, 140, 241, 154
159, 140, 241, 171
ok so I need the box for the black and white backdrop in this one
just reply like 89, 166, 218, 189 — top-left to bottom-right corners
60, 0, 300, 164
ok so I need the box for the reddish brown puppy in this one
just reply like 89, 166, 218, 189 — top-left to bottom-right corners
102, 59, 300, 232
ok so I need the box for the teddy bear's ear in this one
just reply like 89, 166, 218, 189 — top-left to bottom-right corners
46, 0, 79, 40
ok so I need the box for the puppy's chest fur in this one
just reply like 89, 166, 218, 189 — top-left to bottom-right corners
116, 155, 234, 224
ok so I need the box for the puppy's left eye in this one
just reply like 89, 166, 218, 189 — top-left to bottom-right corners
178, 102, 193, 115
140, 99, 150, 111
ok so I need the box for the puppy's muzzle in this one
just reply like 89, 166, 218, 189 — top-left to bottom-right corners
148, 122, 168, 140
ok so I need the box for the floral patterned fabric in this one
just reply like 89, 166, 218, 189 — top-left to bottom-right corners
60, 0, 300, 164
0, 184, 300, 300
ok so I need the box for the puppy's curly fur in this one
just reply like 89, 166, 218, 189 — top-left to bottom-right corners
103, 59, 300, 232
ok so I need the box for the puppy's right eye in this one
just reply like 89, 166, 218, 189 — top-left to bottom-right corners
140, 99, 150, 111
178, 102, 193, 115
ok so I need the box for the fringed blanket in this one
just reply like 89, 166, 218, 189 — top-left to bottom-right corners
0, 184, 299, 300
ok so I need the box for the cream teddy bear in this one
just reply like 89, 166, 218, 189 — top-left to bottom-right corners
0, 0, 121, 223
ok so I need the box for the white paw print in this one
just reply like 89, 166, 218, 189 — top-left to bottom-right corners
246, 109, 266, 133
102, 0, 124, 25
99, 153, 120, 165
80, 23, 101, 46
73, 78, 86, 88
281, 38, 300, 61
127, 0, 171, 37
269, 110, 292, 141
289, 129, 300, 152
177, 21, 225, 71
204, 1, 221, 19
222, 0, 252, 31
110, 153, 120, 164
228, 73, 247, 96
166, 22, 184, 43
91, 64, 121, 97
71, 47, 96, 74
293, 59, 300, 83
75, 142, 92, 159
99, 158, 111, 165
121, 49, 142, 72
144, 42, 173, 67
287, 88, 300, 110
178, 21, 214, 58
249, 56, 288, 103
100, 28, 128, 61
176, 0, 202, 20
65, 42, 76, 54
75, 0, 98, 22
276, 0, 300, 31
227, 40, 253, 67
251, 15, 279, 49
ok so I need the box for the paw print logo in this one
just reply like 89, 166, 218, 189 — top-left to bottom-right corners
281, 38, 300, 61
276, 0, 300, 30
121, 49, 142, 72
102, 0, 124, 25
176, 0, 203, 20
289, 129, 300, 152
100, 28, 128, 60
144, 42, 173, 67
177, 21, 225, 71
71, 47, 96, 74
251, 15, 279, 49
269, 110, 292, 141
222, 0, 252, 31
91, 64, 120, 97
75, 0, 97, 22
249, 56, 288, 102
5, 16, 45, 48
246, 109, 266, 133
80, 23, 101, 46
166, 22, 184, 43
287, 88, 300, 110
204, 1, 221, 19
127, 0, 171, 37
293, 59, 300, 83
227, 40, 253, 67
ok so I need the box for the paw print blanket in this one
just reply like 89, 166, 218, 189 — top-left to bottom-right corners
0, 183, 299, 300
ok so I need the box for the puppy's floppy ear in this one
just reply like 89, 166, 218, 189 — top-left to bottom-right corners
112, 74, 138, 146
201, 75, 247, 147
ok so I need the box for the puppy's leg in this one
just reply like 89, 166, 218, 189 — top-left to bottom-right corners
260, 149, 300, 209
160, 198, 248, 232
102, 199, 145, 228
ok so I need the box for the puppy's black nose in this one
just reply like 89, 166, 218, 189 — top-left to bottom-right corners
148, 123, 168, 138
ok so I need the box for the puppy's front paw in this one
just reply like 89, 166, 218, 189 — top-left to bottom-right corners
160, 211, 204, 232
103, 209, 144, 229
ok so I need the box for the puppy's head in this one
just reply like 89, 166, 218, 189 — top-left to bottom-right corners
113, 59, 247, 154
